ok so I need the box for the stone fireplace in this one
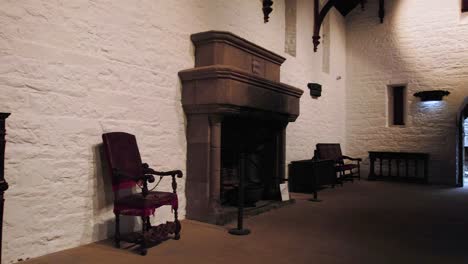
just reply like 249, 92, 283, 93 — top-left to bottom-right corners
179, 31, 303, 224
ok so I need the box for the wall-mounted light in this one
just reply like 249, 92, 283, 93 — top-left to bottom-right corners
307, 83, 322, 97
413, 90, 450, 101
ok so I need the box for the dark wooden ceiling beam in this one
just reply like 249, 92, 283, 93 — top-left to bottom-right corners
262, 0, 385, 52
379, 0, 385, 24
313, 0, 336, 52
263, 0, 273, 23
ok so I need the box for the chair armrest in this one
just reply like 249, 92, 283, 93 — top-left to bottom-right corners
342, 156, 362, 162
142, 163, 183, 178
290, 159, 315, 163
142, 164, 182, 194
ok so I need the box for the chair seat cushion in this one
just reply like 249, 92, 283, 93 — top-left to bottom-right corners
336, 164, 358, 171
114, 191, 178, 216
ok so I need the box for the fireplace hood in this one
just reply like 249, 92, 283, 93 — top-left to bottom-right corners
179, 31, 303, 121
179, 31, 303, 224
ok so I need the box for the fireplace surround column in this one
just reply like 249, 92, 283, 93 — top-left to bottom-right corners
209, 115, 223, 219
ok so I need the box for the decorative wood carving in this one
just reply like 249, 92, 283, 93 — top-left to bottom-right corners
121, 222, 179, 245
307, 0, 387, 51
262, 0, 274, 23
262, 0, 385, 51
379, 0, 385, 23
0, 113, 9, 264
313, 0, 336, 52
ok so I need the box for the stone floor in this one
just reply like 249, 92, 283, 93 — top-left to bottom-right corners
24, 181, 468, 264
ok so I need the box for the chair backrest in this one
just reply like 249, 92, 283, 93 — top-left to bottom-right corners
316, 143, 343, 162
102, 132, 143, 191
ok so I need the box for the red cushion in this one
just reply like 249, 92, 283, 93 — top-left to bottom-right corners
114, 191, 178, 216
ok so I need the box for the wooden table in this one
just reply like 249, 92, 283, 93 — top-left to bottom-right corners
368, 151, 429, 183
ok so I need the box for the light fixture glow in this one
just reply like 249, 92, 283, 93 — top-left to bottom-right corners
420, 101, 444, 107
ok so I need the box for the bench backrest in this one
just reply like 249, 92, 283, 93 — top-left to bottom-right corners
316, 143, 343, 161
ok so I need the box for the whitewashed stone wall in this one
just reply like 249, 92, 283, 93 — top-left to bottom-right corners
345, 0, 468, 184
0, 0, 347, 262
286, 5, 347, 162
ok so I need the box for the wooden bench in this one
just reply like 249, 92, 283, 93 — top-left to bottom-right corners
315, 143, 362, 182
368, 151, 429, 183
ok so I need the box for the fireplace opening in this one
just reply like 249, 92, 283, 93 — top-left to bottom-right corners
221, 116, 283, 207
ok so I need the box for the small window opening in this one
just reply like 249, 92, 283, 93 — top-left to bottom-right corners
388, 86, 406, 126
463, 0, 468, 12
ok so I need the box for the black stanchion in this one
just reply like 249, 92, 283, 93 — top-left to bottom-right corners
308, 168, 322, 202
229, 152, 251, 235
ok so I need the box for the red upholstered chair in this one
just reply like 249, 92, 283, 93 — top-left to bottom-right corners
102, 132, 182, 255
315, 143, 361, 182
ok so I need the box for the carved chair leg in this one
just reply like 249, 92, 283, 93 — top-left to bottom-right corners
358, 163, 361, 180
174, 208, 181, 240
145, 216, 151, 231
140, 217, 147, 256
115, 213, 121, 248
338, 171, 343, 186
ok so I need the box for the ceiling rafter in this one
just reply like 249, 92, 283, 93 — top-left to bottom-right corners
262, 0, 385, 52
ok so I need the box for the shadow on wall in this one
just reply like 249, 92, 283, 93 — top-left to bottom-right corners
91, 144, 136, 241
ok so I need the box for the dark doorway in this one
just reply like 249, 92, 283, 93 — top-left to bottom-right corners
457, 98, 468, 186
463, 118, 468, 186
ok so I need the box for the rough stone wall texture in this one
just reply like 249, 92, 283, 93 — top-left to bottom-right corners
345, 0, 468, 184
286, 5, 347, 163
0, 0, 346, 262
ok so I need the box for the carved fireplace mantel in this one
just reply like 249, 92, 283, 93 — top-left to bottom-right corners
179, 65, 302, 121
179, 31, 303, 224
